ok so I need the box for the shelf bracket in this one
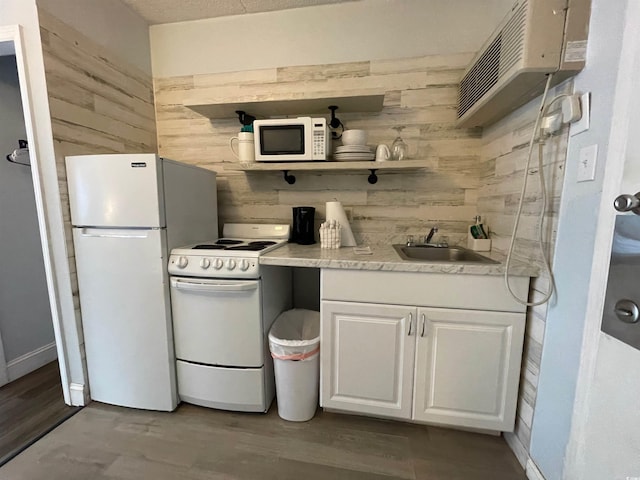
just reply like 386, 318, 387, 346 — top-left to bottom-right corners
283, 170, 296, 185
368, 169, 378, 184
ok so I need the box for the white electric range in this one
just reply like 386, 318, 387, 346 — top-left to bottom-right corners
168, 224, 292, 412
168, 223, 290, 279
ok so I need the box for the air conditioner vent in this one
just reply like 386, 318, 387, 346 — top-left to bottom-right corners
456, 0, 590, 128
457, 2, 527, 120
499, 1, 527, 76
458, 34, 501, 118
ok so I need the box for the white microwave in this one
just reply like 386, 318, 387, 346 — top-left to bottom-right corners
253, 117, 331, 162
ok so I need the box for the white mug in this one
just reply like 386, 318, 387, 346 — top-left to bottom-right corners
375, 144, 391, 162
230, 132, 255, 162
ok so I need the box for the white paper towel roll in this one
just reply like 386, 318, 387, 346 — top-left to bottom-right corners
325, 201, 357, 247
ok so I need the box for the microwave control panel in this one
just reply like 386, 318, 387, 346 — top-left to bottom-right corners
312, 118, 329, 160
313, 130, 325, 157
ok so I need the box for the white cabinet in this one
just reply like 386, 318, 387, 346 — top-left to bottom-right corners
412, 308, 524, 431
321, 301, 415, 419
320, 269, 528, 432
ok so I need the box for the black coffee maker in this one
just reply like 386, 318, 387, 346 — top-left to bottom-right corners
291, 206, 316, 244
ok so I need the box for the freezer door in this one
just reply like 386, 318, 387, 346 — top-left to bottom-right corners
162, 159, 218, 250
73, 227, 177, 411
66, 154, 165, 228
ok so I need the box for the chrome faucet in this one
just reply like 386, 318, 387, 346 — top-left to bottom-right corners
424, 226, 438, 245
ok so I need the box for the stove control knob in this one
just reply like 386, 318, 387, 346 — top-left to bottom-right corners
212, 258, 223, 269
226, 259, 237, 270
200, 258, 211, 269
239, 259, 250, 271
213, 258, 224, 270
176, 256, 188, 269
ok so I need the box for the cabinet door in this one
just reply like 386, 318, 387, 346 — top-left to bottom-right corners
321, 301, 416, 419
413, 308, 525, 431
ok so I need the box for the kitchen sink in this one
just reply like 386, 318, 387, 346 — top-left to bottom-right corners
393, 244, 499, 264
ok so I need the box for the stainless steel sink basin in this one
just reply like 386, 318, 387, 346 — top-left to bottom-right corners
393, 244, 499, 264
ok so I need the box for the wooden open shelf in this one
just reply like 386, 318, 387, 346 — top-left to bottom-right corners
223, 159, 430, 184
186, 92, 385, 119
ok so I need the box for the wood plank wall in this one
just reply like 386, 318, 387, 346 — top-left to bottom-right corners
153, 54, 483, 246
38, 9, 157, 361
479, 81, 573, 466
33, 21, 572, 466
155, 56, 572, 464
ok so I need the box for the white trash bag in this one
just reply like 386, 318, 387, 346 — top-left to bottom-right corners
268, 309, 320, 421
268, 309, 320, 360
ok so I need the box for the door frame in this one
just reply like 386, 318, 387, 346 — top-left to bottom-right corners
565, 1, 640, 476
0, 322, 7, 386
0, 24, 71, 403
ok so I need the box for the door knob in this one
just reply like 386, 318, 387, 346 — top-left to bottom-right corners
614, 193, 640, 214
614, 299, 640, 324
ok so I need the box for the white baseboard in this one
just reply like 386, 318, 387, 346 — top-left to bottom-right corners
7, 342, 58, 382
69, 382, 89, 406
504, 431, 528, 468
526, 459, 547, 480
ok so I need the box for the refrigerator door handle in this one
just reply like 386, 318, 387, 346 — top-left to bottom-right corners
79, 228, 151, 239
171, 278, 258, 293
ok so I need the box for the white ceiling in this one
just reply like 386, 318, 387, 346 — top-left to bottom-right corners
119, 0, 359, 25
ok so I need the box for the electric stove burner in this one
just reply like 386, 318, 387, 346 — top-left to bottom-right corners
192, 244, 227, 250
227, 245, 267, 251
216, 239, 243, 245
191, 240, 280, 252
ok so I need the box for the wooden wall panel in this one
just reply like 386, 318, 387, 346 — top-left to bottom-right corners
38, 9, 158, 352
31, 21, 571, 469
479, 81, 573, 466
154, 53, 482, 246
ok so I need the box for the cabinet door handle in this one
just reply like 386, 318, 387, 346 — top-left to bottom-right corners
407, 312, 413, 336
420, 313, 426, 337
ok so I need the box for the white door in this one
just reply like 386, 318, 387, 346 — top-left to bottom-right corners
73, 227, 177, 411
170, 277, 263, 366
66, 154, 164, 228
413, 308, 525, 431
321, 301, 416, 419
567, 4, 640, 477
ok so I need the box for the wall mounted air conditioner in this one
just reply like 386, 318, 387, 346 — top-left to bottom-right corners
456, 0, 590, 128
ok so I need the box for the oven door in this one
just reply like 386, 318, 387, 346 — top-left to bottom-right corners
170, 277, 263, 367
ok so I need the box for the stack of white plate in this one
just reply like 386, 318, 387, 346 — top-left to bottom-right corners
334, 145, 375, 161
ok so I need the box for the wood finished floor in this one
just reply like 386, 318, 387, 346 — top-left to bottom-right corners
0, 361, 79, 465
0, 401, 525, 479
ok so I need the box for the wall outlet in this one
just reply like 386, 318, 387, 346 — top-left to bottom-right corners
570, 92, 590, 136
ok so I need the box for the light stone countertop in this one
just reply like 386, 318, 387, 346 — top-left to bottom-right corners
260, 243, 538, 277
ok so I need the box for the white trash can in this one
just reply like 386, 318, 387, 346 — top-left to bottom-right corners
268, 309, 320, 422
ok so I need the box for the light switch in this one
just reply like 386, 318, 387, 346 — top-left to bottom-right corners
577, 144, 598, 182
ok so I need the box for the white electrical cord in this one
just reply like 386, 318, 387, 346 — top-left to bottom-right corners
504, 73, 568, 306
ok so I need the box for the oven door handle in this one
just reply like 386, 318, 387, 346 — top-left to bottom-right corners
171, 278, 258, 292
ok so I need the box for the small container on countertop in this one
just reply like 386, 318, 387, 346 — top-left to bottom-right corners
319, 220, 342, 249
468, 216, 491, 251
468, 236, 492, 252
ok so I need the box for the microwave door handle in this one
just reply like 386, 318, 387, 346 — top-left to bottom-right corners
171, 279, 258, 293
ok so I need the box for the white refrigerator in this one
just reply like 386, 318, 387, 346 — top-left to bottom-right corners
66, 153, 218, 411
